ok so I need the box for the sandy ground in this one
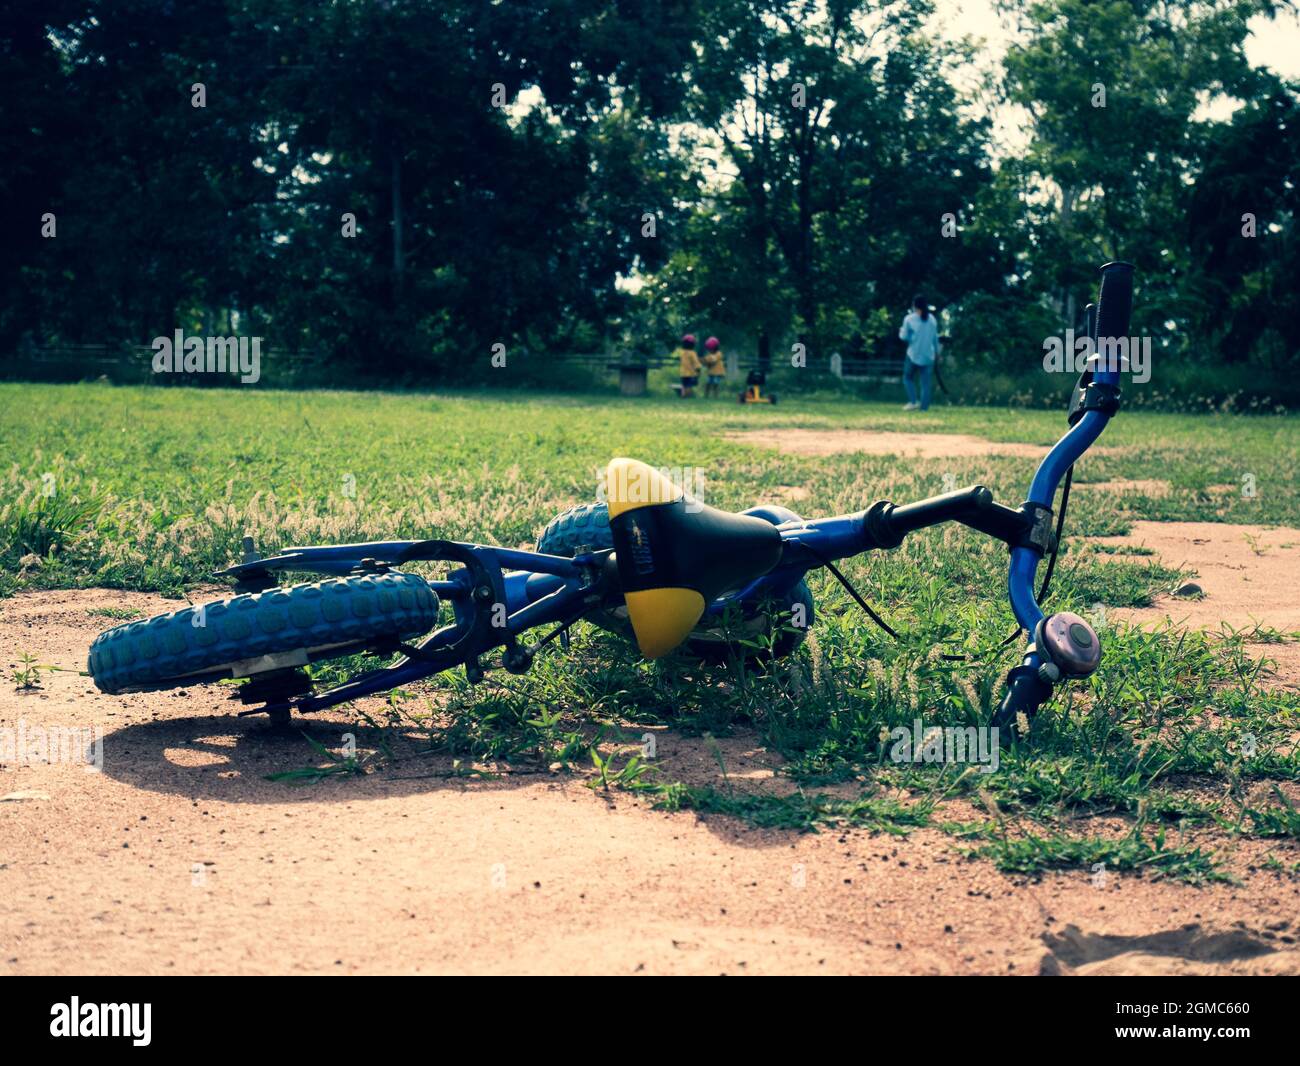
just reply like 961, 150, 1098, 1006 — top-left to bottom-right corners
1099, 521, 1300, 633
2, 578, 1298, 976
1098, 520, 1300, 690
725, 427, 1051, 459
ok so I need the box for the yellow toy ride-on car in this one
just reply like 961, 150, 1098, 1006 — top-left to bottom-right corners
738, 368, 778, 404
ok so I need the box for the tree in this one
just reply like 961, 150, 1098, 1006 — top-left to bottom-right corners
998, 0, 1278, 339
680, 0, 1001, 363
1186, 82, 1299, 366
2, 0, 701, 377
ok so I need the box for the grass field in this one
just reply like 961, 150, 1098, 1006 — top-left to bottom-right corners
2, 381, 1298, 881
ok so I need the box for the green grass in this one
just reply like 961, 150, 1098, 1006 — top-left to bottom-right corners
86, 605, 143, 620
972, 826, 1231, 885
658, 786, 937, 834
2, 381, 1298, 882
2, 382, 1297, 595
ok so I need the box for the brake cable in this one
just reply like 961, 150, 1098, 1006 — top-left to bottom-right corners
803, 465, 1074, 664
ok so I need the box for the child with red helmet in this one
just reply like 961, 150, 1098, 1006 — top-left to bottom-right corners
701, 336, 725, 398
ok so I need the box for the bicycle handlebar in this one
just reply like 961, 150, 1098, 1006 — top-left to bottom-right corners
996, 261, 1134, 728
887, 484, 994, 532
863, 485, 1026, 547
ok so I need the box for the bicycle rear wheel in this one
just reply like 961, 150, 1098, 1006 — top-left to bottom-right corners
89, 572, 439, 694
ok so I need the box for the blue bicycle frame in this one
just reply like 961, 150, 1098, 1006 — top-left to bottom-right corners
220, 263, 1133, 724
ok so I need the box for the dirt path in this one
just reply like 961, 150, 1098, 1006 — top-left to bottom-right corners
1099, 521, 1300, 633
723, 427, 1049, 459
1097, 520, 1300, 691
2, 588, 1298, 975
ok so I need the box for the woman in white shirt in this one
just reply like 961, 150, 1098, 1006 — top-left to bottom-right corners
898, 295, 940, 411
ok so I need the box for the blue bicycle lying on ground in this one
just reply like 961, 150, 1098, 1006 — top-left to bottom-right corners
90, 263, 1136, 733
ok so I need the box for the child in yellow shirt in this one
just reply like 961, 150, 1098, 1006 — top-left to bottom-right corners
701, 336, 725, 398
674, 334, 702, 397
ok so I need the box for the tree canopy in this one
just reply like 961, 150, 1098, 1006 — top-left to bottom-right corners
1, 0, 1295, 381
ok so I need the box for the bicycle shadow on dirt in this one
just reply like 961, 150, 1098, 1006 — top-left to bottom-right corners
92, 709, 819, 848
92, 709, 554, 805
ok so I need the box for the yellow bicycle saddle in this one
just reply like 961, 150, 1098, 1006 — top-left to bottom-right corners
605, 458, 783, 657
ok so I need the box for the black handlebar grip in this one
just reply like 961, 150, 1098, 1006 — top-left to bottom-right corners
1093, 261, 1134, 343
886, 485, 993, 538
